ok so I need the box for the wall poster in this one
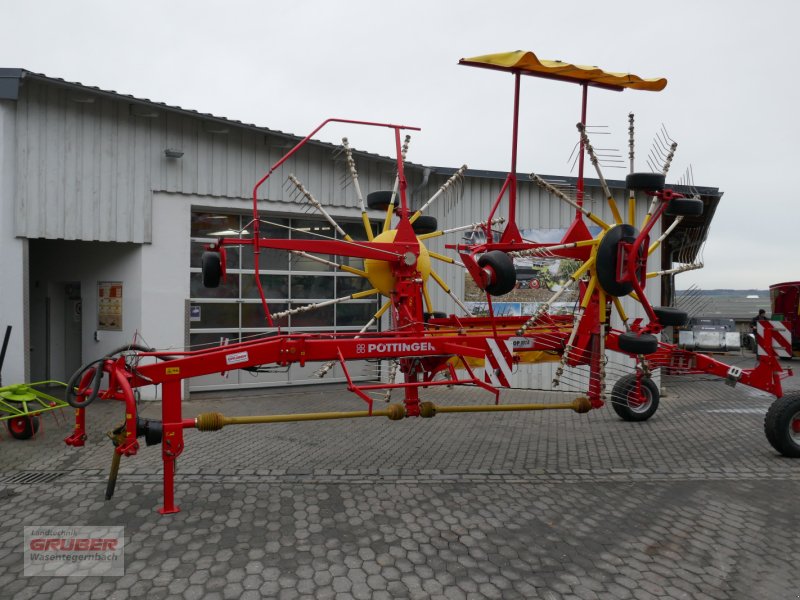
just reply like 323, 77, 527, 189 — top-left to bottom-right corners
98, 281, 123, 331
463, 226, 598, 317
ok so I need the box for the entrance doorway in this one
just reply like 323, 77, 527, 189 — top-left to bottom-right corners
63, 283, 82, 380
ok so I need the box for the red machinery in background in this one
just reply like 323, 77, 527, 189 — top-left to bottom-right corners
770, 281, 800, 355
61, 52, 800, 514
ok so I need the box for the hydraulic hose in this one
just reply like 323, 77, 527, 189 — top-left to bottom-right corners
65, 343, 154, 408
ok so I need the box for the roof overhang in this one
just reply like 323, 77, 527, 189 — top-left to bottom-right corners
662, 187, 723, 265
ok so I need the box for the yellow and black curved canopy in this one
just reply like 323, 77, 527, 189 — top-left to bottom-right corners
459, 51, 667, 92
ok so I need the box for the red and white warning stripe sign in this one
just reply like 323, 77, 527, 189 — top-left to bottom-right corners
483, 338, 515, 387
757, 321, 792, 358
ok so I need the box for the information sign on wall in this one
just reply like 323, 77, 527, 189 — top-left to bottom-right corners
98, 281, 123, 331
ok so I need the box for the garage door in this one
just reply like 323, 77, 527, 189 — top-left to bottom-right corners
188, 211, 380, 390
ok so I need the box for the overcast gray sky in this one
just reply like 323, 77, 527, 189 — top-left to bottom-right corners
2, 0, 798, 290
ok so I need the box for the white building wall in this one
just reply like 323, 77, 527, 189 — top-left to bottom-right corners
0, 100, 27, 384
28, 240, 142, 380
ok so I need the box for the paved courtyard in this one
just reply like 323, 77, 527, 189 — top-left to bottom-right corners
1, 353, 798, 599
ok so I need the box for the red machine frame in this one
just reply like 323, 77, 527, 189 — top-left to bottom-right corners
63, 55, 797, 514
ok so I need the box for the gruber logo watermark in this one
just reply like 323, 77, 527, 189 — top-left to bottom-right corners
24, 526, 124, 577
357, 341, 435, 354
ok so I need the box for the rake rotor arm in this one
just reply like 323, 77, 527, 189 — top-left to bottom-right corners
410, 164, 468, 224
219, 236, 404, 262
577, 123, 623, 224
607, 331, 792, 398
244, 119, 420, 327
531, 173, 610, 231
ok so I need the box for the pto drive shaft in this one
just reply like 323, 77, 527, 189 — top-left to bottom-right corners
193, 397, 592, 431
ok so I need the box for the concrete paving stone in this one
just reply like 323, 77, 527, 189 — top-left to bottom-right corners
350, 581, 372, 599
631, 588, 659, 600
127, 579, 152, 596
663, 585, 693, 599
603, 582, 633, 600
277, 588, 299, 600
181, 583, 205, 600
222, 582, 244, 599
331, 575, 351, 592
573, 585, 601, 600
551, 581, 575, 595
395, 557, 415, 574
187, 569, 209, 585
13, 587, 40, 600
346, 567, 367, 583
258, 579, 280, 596
386, 579, 411, 598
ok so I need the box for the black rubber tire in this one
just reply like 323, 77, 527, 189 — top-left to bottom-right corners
6, 415, 40, 440
411, 215, 438, 235
653, 306, 689, 327
201, 251, 222, 288
595, 224, 640, 297
610, 374, 660, 422
764, 393, 800, 457
665, 197, 704, 217
617, 331, 659, 355
477, 251, 517, 296
743, 334, 756, 352
366, 191, 399, 210
626, 172, 665, 192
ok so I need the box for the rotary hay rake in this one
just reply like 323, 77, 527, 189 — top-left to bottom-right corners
63, 51, 799, 514
0, 326, 70, 441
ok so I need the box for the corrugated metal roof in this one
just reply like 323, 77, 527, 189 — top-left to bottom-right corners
3, 68, 724, 201
4, 68, 419, 170
677, 292, 769, 321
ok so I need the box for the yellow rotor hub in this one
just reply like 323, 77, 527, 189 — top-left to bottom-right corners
364, 230, 431, 297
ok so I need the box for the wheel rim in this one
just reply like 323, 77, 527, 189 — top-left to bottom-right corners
627, 385, 652, 414
791, 411, 800, 443
8, 417, 28, 434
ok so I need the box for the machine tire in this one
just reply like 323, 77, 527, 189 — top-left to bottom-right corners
742, 333, 756, 352
764, 393, 800, 458
653, 306, 689, 327
595, 224, 639, 297
617, 331, 659, 355
411, 216, 438, 235
477, 251, 517, 296
666, 197, 704, 217
626, 172, 665, 192
202, 252, 222, 288
610, 374, 660, 422
366, 191, 398, 210
6, 415, 40, 440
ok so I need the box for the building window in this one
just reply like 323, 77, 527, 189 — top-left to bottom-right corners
188, 211, 380, 389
